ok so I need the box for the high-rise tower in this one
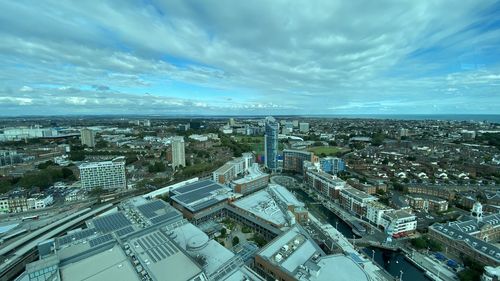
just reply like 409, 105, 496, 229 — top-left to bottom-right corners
264, 116, 279, 171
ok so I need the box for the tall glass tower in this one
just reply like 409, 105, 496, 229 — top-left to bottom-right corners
264, 116, 279, 171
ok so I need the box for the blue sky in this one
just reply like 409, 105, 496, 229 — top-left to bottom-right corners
0, 0, 499, 115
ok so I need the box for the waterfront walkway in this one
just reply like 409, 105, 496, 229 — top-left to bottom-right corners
405, 250, 458, 281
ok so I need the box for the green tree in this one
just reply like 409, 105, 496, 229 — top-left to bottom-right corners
410, 237, 427, 249
232, 236, 240, 246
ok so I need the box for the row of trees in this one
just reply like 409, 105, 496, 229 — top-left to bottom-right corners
1, 162, 76, 193
219, 134, 253, 157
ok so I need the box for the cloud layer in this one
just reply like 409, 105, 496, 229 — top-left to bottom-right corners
1, 0, 499, 115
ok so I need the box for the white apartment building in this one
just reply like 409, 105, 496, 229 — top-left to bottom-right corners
381, 209, 417, 236
171, 136, 186, 169
79, 157, 126, 190
212, 153, 254, 184
27, 195, 54, 210
0, 197, 9, 213
366, 201, 394, 227
80, 128, 96, 147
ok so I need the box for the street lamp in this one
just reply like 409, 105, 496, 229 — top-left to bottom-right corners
335, 220, 339, 230
371, 249, 375, 261
399, 270, 404, 281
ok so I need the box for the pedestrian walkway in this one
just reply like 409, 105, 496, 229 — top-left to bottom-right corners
409, 250, 458, 281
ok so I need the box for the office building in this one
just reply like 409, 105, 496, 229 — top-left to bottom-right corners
282, 149, 316, 174
264, 117, 279, 171
79, 157, 126, 190
171, 136, 186, 169
80, 128, 96, 147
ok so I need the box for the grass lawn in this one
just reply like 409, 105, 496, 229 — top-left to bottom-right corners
307, 146, 347, 156
235, 136, 264, 155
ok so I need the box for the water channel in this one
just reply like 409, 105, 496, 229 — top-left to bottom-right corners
292, 188, 430, 281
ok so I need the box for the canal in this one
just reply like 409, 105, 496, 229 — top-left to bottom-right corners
292, 187, 430, 281
363, 247, 431, 281
292, 189, 357, 238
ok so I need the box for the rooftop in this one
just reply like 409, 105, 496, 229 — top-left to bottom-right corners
431, 222, 500, 263
232, 189, 288, 227
232, 163, 268, 185
171, 179, 234, 212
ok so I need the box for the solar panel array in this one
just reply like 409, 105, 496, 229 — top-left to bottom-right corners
136, 231, 179, 264
137, 200, 165, 218
89, 233, 114, 247
150, 211, 179, 225
58, 228, 96, 246
115, 226, 135, 237
93, 212, 131, 233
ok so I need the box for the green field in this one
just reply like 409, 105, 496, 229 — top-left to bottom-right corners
307, 146, 347, 156
235, 136, 265, 155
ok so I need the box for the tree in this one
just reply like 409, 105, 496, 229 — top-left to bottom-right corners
37, 160, 56, 169
61, 167, 75, 179
220, 228, 227, 238
0, 179, 12, 194
232, 236, 240, 246
410, 237, 427, 250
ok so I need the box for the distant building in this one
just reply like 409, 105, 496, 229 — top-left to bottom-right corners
27, 194, 54, 210
0, 150, 24, 167
282, 149, 316, 174
406, 194, 448, 212
320, 157, 345, 175
171, 136, 186, 169
299, 122, 309, 133
79, 157, 126, 190
80, 128, 96, 147
264, 117, 279, 171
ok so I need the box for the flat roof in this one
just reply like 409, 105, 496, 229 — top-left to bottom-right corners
233, 189, 288, 227
171, 180, 233, 212
232, 164, 268, 185
129, 229, 204, 281
60, 244, 139, 281
341, 187, 377, 201
298, 254, 370, 281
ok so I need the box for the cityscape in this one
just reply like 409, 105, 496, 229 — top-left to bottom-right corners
1, 2, 500, 281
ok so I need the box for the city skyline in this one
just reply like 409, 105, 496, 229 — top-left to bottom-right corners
1, 1, 500, 116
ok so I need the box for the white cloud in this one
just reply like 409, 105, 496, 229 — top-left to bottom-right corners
0, 0, 499, 114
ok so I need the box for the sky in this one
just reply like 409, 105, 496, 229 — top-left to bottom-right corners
1, 0, 500, 116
